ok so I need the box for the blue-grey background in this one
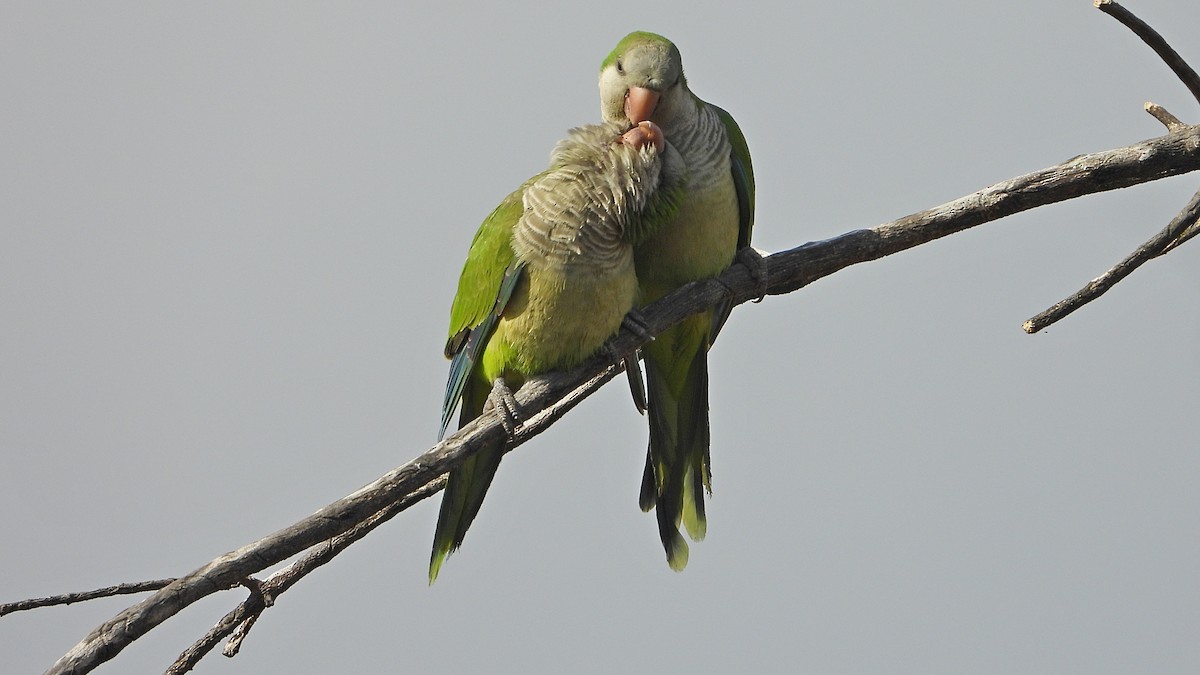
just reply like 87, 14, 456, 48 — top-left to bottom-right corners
4, 1, 1200, 672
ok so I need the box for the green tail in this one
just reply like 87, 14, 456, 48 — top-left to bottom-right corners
639, 316, 712, 571
429, 382, 504, 583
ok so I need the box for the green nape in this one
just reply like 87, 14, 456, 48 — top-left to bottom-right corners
600, 31, 674, 70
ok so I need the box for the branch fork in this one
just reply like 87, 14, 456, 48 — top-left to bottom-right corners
1025, 1, 1200, 333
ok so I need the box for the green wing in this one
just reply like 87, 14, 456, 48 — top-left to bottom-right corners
439, 188, 525, 439
711, 103, 754, 249
432, 186, 528, 582
445, 188, 525, 354
709, 103, 756, 341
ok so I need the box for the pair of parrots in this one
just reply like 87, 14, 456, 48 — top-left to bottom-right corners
431, 31, 755, 582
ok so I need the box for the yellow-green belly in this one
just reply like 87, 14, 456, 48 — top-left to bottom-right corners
481, 260, 638, 382
634, 176, 740, 304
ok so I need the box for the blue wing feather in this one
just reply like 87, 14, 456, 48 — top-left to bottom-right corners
439, 261, 526, 439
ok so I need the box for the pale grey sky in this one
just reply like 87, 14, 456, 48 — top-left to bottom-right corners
4, 1, 1200, 673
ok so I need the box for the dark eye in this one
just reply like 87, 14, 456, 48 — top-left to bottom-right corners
616, 60, 624, 74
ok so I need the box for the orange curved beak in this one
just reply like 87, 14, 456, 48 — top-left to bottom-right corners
624, 86, 660, 125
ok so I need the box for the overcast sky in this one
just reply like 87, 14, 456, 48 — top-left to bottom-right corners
5, 1, 1200, 673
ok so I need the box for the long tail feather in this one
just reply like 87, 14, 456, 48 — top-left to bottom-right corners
656, 497, 690, 571
641, 321, 711, 569
679, 348, 710, 541
429, 383, 504, 583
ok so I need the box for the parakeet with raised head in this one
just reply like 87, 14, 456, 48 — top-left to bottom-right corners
598, 31, 756, 570
431, 120, 685, 582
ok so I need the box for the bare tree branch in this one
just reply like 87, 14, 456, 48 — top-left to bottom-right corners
1021, 1, 1200, 332
1096, 0, 1200, 107
0, 580, 175, 616
22, 8, 1200, 670
1023, 186, 1200, 333
1146, 101, 1187, 132
165, 475, 447, 673
31, 121, 1200, 675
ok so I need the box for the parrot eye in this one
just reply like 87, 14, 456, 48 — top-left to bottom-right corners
616, 59, 624, 74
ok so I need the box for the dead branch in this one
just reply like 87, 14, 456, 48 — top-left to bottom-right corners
11, 4, 1200, 673
0, 580, 176, 616
1023, 1, 1200, 332
31, 121, 1200, 675
1023, 186, 1200, 332
164, 476, 447, 673
1096, 0, 1200, 106
1146, 102, 1187, 132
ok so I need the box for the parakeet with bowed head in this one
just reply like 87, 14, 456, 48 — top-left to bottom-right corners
431, 120, 684, 582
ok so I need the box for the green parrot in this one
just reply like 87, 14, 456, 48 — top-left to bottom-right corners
598, 32, 756, 570
431, 120, 685, 582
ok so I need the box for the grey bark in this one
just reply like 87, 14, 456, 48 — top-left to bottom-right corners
46, 123, 1200, 675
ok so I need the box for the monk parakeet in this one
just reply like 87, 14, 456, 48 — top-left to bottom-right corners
599, 31, 756, 570
431, 120, 685, 582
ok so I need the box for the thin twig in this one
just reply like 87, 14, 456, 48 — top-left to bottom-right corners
1145, 102, 1187, 132
1096, 0, 1200, 107
1159, 209, 1200, 254
42, 125, 1200, 675
20, 9, 1200, 672
1024, 187, 1200, 333
8, 353, 636, 640
169, 359, 629, 671
0, 580, 176, 616
21, 359, 626, 673
167, 592, 265, 674
1020, 3, 1200, 334
165, 475, 448, 674
222, 611, 258, 658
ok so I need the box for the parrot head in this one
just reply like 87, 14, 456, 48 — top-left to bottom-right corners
599, 32, 688, 132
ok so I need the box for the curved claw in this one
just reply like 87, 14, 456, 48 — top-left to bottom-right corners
622, 308, 654, 341
737, 247, 770, 303
486, 377, 522, 439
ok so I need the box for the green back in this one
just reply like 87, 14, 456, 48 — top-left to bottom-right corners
710, 103, 755, 249
708, 103, 755, 342
445, 188, 525, 350
440, 187, 527, 438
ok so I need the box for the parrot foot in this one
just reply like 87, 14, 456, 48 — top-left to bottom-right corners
600, 309, 650, 414
485, 377, 523, 437
737, 247, 770, 303
620, 308, 654, 341
600, 308, 652, 365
